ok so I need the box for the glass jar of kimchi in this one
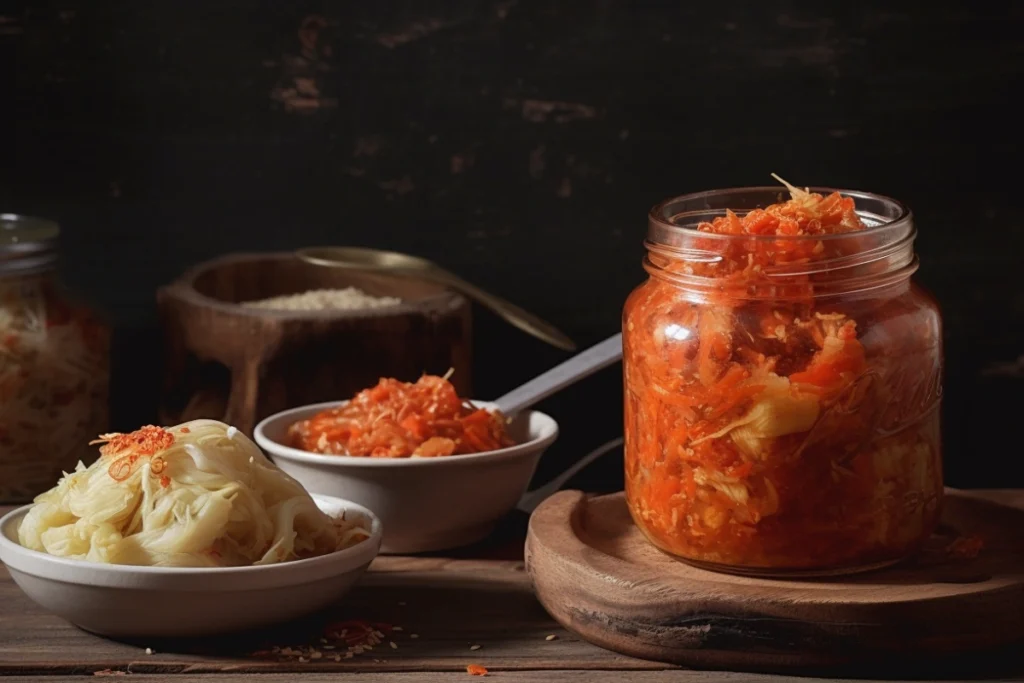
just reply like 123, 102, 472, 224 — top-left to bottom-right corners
0, 215, 110, 503
623, 185, 943, 576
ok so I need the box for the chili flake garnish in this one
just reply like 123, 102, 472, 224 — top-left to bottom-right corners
90, 425, 175, 482
466, 664, 489, 676
288, 375, 514, 458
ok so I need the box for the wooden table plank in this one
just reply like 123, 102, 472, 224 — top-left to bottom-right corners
2, 490, 1023, 681
0, 556, 665, 675
7, 673, 1016, 683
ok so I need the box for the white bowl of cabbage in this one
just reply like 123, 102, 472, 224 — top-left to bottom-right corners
0, 419, 381, 639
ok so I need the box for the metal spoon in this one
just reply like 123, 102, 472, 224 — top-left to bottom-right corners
516, 436, 623, 513
296, 246, 577, 351
492, 333, 622, 416
486, 333, 623, 512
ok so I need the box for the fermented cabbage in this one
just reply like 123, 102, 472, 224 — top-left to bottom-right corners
17, 419, 369, 567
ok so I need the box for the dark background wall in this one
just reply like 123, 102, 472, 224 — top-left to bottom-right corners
2, 1, 1021, 491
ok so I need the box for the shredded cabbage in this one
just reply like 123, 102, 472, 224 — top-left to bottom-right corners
17, 419, 369, 567
0, 275, 109, 502
689, 373, 820, 458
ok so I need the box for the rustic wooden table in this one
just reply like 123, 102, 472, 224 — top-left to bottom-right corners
2, 491, 1022, 683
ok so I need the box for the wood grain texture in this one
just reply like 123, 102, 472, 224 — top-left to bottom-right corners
1, 494, 1023, 680
0, 549, 663, 676
9, 673, 1023, 683
526, 489, 1024, 675
156, 252, 472, 435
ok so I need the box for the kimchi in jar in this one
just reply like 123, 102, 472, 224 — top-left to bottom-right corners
623, 182, 943, 576
0, 215, 110, 503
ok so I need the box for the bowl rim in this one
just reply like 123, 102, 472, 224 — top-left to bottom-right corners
254, 400, 560, 468
0, 493, 382, 583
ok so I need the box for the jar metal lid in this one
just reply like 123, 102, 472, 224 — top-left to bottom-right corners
0, 214, 60, 275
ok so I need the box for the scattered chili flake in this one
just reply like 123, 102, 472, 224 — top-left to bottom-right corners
254, 619, 403, 663
325, 619, 392, 644
180, 426, 190, 433
466, 664, 489, 676
159, 475, 171, 488
946, 535, 985, 559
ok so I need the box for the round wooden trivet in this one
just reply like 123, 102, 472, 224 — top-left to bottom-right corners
526, 489, 1024, 673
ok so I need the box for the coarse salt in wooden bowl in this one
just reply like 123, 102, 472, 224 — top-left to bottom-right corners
157, 251, 473, 436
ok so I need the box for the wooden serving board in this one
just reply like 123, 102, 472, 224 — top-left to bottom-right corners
525, 489, 1024, 674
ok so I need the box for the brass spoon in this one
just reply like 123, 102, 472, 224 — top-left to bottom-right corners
296, 246, 577, 351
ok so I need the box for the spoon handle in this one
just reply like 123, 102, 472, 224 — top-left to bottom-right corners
426, 268, 577, 352
296, 246, 576, 352
492, 333, 622, 416
516, 436, 624, 513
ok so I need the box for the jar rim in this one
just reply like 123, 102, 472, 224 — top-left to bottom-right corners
1, 213, 60, 275
648, 186, 912, 245
643, 186, 918, 297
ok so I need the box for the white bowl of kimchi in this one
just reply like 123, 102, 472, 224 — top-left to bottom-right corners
0, 420, 382, 638
255, 400, 559, 554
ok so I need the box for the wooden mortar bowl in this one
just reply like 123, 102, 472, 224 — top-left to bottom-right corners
157, 252, 472, 435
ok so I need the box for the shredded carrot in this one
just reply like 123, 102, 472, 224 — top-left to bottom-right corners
288, 375, 514, 458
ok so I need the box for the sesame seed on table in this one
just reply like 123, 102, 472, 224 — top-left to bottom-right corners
1, 495, 1023, 682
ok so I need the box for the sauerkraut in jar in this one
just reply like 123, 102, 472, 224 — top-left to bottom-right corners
0, 215, 110, 503
623, 182, 943, 576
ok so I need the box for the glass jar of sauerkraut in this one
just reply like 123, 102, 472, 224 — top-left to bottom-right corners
0, 215, 110, 503
623, 184, 943, 576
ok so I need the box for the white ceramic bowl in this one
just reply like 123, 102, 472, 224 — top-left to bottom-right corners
255, 401, 559, 554
0, 494, 382, 638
